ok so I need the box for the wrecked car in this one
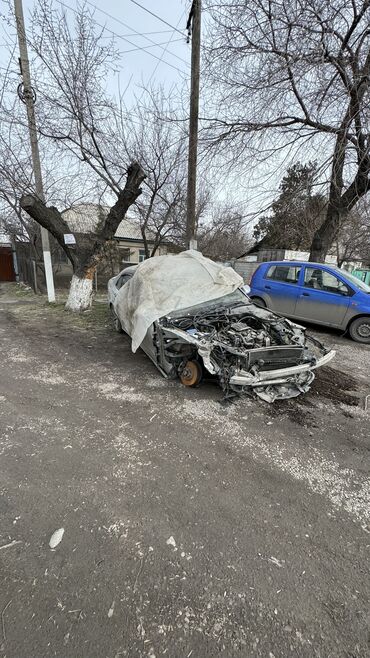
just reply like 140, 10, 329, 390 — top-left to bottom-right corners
107, 251, 335, 402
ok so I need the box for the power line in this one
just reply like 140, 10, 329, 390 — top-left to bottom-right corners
127, 0, 185, 37
120, 38, 184, 56
55, 0, 187, 74
84, 0, 188, 66
144, 9, 187, 88
101, 30, 175, 38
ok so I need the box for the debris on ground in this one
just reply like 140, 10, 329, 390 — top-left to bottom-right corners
49, 528, 65, 549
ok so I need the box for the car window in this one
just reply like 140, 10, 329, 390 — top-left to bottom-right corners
335, 269, 370, 292
266, 265, 301, 284
116, 274, 131, 290
304, 267, 351, 295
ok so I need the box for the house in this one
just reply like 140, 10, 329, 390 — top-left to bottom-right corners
62, 204, 169, 267
49, 204, 171, 289
114, 216, 169, 265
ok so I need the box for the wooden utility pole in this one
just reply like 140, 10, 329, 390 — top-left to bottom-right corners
186, 0, 201, 250
14, 0, 56, 302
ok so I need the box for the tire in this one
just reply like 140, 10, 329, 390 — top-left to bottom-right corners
251, 297, 266, 308
348, 317, 370, 344
179, 360, 202, 387
111, 305, 123, 333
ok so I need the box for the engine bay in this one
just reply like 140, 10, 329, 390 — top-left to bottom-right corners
158, 301, 330, 400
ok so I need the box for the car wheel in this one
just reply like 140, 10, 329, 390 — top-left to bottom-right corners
349, 317, 370, 343
111, 305, 123, 333
251, 297, 266, 308
179, 360, 202, 387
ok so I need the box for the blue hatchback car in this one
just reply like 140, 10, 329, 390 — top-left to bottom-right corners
250, 261, 370, 343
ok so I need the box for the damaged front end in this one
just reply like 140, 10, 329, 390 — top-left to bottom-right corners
158, 300, 335, 402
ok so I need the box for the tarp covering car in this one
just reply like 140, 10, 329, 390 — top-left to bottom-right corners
114, 250, 243, 352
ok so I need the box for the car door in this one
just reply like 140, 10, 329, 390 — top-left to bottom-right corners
262, 263, 302, 315
295, 266, 352, 326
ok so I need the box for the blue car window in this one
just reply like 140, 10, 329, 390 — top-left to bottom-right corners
304, 267, 350, 295
266, 265, 301, 283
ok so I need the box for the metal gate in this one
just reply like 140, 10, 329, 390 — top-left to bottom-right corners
0, 247, 16, 282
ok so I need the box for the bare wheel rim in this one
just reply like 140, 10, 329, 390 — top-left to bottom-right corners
180, 361, 201, 386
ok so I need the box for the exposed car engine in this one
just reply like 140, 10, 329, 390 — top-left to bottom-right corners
161, 301, 330, 402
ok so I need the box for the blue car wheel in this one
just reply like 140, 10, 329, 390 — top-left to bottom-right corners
349, 317, 370, 344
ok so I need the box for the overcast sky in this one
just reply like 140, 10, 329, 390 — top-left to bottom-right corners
1, 0, 191, 105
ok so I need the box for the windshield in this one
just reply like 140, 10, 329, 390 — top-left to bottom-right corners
336, 268, 370, 292
166, 288, 249, 319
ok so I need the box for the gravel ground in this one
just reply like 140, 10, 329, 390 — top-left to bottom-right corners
0, 284, 369, 658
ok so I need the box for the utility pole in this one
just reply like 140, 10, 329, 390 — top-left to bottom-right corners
14, 0, 56, 302
186, 0, 201, 250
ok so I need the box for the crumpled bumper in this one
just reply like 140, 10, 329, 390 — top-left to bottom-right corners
228, 350, 336, 402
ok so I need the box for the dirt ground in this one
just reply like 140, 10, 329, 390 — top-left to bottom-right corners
0, 283, 370, 658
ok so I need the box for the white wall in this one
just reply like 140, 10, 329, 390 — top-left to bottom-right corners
285, 249, 337, 264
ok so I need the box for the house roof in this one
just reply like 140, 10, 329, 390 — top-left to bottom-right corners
61, 203, 156, 242
115, 217, 155, 241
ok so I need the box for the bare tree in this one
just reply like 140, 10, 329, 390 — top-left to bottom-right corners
0, 1, 147, 310
1, 1, 195, 309
204, 0, 370, 261
198, 205, 252, 261
116, 88, 188, 257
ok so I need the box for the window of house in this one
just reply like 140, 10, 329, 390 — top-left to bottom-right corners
139, 249, 146, 262
304, 267, 351, 295
266, 265, 301, 284
121, 248, 131, 263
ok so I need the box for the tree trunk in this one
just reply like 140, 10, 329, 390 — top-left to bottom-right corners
309, 204, 342, 262
65, 273, 94, 311
20, 162, 146, 310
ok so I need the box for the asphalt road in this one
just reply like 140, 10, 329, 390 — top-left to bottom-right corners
0, 291, 369, 657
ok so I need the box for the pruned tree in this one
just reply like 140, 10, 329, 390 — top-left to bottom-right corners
253, 162, 326, 250
21, 163, 145, 310
204, 0, 370, 261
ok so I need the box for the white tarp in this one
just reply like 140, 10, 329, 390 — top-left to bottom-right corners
114, 250, 243, 352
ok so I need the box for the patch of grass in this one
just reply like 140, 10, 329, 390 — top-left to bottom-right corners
10, 297, 112, 334
14, 283, 37, 297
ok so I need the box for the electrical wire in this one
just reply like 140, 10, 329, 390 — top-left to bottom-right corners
55, 0, 187, 74
127, 0, 185, 36
102, 30, 175, 38
144, 8, 187, 90
119, 38, 184, 56
84, 0, 188, 66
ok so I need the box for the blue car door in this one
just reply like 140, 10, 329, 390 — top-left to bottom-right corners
262, 263, 301, 315
295, 266, 351, 326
